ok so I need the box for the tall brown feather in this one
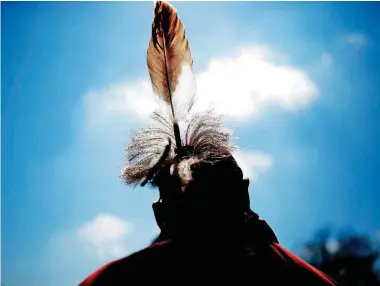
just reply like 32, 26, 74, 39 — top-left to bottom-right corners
147, 1, 193, 119
121, 2, 236, 187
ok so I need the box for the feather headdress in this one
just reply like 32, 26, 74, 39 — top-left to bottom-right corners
121, 1, 235, 189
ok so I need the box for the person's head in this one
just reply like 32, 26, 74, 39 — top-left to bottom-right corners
122, 111, 250, 235
151, 152, 250, 233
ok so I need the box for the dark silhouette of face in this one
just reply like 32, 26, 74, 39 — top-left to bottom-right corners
152, 155, 250, 235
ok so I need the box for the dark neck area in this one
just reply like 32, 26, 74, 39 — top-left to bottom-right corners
154, 200, 247, 244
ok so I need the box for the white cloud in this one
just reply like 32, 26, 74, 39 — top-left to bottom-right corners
233, 150, 274, 181
344, 33, 367, 48
194, 47, 316, 120
77, 213, 134, 260
84, 45, 317, 127
83, 80, 157, 131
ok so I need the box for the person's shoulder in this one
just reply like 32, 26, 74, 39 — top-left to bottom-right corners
269, 243, 337, 286
78, 239, 172, 286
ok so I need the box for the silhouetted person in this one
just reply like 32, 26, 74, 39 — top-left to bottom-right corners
79, 155, 337, 285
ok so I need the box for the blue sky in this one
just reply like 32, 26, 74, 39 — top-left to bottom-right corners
2, 1, 380, 285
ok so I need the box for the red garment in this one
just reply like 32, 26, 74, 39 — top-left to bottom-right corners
79, 213, 337, 286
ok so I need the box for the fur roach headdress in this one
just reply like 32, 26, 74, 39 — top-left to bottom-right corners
121, 1, 238, 192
